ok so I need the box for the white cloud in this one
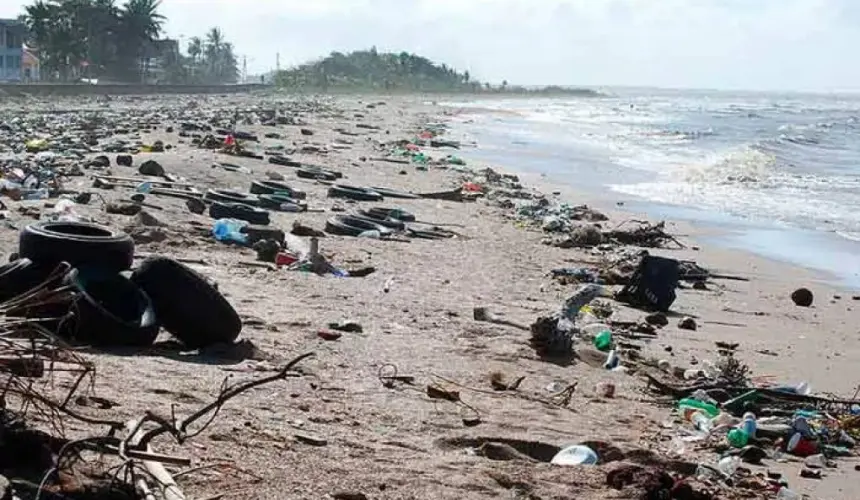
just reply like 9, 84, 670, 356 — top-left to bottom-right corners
2, 0, 858, 90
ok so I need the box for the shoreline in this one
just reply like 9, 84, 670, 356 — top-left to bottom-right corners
0, 93, 856, 499
439, 102, 860, 291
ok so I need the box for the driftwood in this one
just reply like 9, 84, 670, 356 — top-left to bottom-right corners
603, 221, 685, 249
91, 174, 195, 187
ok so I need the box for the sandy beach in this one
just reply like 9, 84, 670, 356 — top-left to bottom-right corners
1, 92, 858, 500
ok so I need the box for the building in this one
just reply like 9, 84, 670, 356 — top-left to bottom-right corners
22, 46, 39, 81
143, 38, 180, 83
0, 19, 25, 82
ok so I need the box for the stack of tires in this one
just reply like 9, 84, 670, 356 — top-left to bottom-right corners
8, 221, 242, 348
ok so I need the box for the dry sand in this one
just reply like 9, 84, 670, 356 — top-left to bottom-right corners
4, 93, 859, 499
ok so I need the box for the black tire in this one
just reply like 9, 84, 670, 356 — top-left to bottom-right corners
131, 257, 242, 348
204, 189, 259, 206
297, 167, 339, 181
368, 187, 419, 199
268, 156, 302, 167
64, 268, 160, 347
19, 222, 134, 272
0, 258, 54, 303
363, 207, 417, 222
353, 211, 406, 230
327, 185, 383, 202
250, 180, 307, 199
258, 194, 307, 211
209, 202, 270, 225
325, 215, 392, 237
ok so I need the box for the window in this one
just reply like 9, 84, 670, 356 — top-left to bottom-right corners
6, 32, 16, 49
13, 56, 20, 68
0, 57, 4, 69
4, 56, 11, 69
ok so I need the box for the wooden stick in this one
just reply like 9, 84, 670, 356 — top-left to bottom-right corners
92, 174, 195, 187
126, 420, 187, 500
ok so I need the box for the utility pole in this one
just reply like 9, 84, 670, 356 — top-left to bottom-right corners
276, 52, 280, 72
242, 56, 247, 83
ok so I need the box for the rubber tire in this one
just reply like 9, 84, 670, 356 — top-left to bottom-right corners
327, 185, 384, 202
64, 268, 160, 347
268, 156, 302, 167
204, 189, 259, 206
19, 222, 135, 273
0, 258, 55, 303
353, 211, 406, 230
131, 257, 242, 348
362, 207, 417, 223
209, 202, 270, 225
325, 215, 392, 237
297, 168, 340, 181
258, 194, 306, 211
250, 180, 306, 199
369, 187, 419, 199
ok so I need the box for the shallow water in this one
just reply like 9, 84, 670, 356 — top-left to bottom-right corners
443, 89, 860, 287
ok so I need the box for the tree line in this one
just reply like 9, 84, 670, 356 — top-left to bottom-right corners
19, 0, 239, 84
274, 48, 602, 96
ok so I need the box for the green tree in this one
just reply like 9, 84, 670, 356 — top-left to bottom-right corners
117, 0, 165, 81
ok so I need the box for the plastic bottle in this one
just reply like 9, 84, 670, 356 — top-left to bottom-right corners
550, 445, 598, 465
678, 398, 720, 418
136, 181, 154, 194
691, 411, 713, 433
581, 323, 612, 337
776, 487, 800, 500
212, 218, 248, 244
691, 389, 718, 406
22, 188, 49, 200
727, 428, 749, 448
741, 412, 757, 438
603, 349, 619, 370
592, 330, 612, 352
278, 203, 303, 213
357, 230, 382, 239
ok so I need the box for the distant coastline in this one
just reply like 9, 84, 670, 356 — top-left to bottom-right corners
272, 48, 604, 97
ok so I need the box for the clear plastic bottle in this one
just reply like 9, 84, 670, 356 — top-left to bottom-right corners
776, 487, 800, 500
691, 411, 713, 433
22, 188, 49, 200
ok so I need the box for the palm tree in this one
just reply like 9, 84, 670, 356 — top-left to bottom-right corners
187, 36, 202, 64
118, 0, 165, 80
204, 27, 224, 82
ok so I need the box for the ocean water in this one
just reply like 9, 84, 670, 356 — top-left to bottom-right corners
441, 88, 860, 286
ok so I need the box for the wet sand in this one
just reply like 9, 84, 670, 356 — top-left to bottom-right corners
2, 93, 858, 499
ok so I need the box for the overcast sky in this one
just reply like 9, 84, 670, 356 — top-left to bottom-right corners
2, 0, 858, 91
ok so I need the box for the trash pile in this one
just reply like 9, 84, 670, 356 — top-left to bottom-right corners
643, 345, 860, 499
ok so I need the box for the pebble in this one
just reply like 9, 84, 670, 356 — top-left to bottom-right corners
645, 312, 669, 327
116, 154, 133, 167
265, 170, 285, 181
137, 210, 166, 227
677, 317, 697, 331
294, 433, 327, 446
139, 159, 165, 176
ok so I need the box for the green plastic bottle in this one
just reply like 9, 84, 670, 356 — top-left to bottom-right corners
593, 330, 612, 352
678, 398, 719, 418
727, 428, 749, 448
